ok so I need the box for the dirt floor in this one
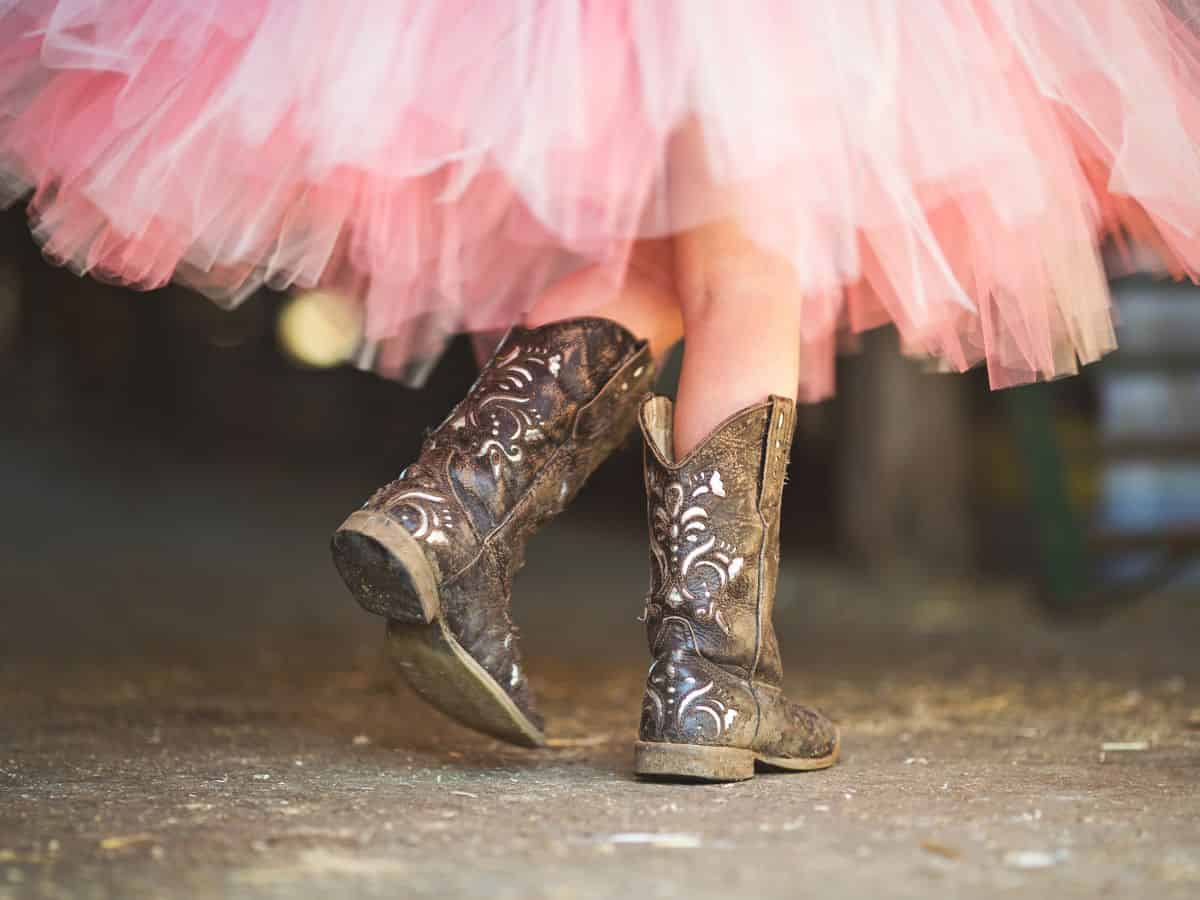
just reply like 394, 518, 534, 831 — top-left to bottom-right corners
2, 444, 1199, 899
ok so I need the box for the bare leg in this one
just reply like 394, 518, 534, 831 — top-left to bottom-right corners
672, 218, 802, 457
526, 238, 683, 361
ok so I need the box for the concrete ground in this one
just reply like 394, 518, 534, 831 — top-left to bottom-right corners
2, 439, 1199, 900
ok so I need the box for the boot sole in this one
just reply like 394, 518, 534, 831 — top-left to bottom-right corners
332, 511, 546, 749
634, 738, 840, 783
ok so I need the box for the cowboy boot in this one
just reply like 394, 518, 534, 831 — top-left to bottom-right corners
634, 394, 839, 781
332, 317, 654, 747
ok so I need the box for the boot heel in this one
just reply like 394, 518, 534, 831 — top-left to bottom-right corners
331, 511, 441, 624
634, 741, 756, 782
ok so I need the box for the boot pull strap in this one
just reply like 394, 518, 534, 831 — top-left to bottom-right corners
758, 396, 796, 519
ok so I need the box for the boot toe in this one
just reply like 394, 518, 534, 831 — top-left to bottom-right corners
752, 695, 841, 765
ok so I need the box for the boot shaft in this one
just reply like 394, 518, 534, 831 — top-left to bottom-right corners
369, 317, 652, 576
639, 395, 795, 687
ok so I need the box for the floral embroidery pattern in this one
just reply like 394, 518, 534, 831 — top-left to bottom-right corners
642, 655, 739, 739
388, 487, 453, 546
380, 340, 564, 545
644, 466, 744, 634
447, 343, 563, 479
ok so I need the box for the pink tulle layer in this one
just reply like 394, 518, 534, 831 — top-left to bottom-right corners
2, 0, 1200, 397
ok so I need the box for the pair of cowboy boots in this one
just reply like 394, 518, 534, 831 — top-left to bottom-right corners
331, 317, 838, 781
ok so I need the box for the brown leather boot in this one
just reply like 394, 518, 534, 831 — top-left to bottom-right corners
634, 395, 839, 781
332, 317, 654, 747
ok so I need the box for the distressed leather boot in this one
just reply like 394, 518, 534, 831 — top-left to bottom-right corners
634, 395, 839, 781
332, 317, 654, 747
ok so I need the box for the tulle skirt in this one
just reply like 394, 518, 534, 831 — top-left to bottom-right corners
2, 1, 1200, 397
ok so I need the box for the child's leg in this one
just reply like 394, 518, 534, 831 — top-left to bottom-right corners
526, 238, 683, 361
671, 218, 802, 456
634, 218, 838, 783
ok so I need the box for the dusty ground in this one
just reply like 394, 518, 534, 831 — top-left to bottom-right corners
2, 443, 1199, 899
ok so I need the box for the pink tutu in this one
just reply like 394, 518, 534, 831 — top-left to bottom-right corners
2, 1, 1200, 397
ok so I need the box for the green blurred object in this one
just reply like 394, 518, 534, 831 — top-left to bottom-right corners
1003, 384, 1089, 613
